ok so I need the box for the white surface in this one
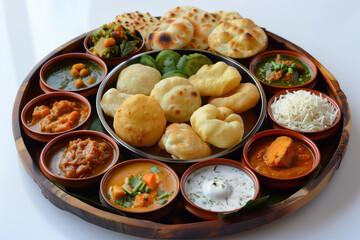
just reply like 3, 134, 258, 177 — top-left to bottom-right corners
1, 0, 359, 239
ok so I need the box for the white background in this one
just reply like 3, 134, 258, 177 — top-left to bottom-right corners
1, 0, 360, 239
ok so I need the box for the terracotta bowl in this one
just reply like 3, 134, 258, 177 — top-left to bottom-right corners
180, 158, 260, 220
267, 88, 341, 141
83, 30, 146, 66
96, 49, 267, 168
39, 130, 120, 188
99, 159, 180, 220
249, 50, 318, 95
39, 52, 108, 97
242, 129, 321, 189
21, 92, 92, 142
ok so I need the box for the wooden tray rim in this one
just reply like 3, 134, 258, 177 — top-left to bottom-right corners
12, 30, 352, 239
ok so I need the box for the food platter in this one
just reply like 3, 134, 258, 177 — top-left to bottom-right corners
12, 26, 351, 239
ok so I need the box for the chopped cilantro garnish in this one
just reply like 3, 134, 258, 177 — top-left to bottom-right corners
106, 193, 111, 200
150, 166, 162, 173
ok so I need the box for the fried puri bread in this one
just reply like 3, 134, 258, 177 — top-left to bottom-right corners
113, 94, 166, 147
190, 104, 244, 148
208, 83, 260, 114
100, 88, 132, 117
210, 10, 242, 23
208, 18, 267, 58
150, 76, 201, 122
161, 6, 218, 50
158, 123, 211, 160
113, 11, 161, 50
189, 61, 242, 96
149, 18, 194, 50
116, 64, 161, 95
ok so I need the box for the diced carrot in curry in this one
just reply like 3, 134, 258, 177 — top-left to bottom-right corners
265, 136, 295, 167
142, 173, 157, 189
135, 193, 153, 207
112, 184, 127, 200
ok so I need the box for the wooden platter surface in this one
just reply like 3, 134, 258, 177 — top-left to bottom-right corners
12, 30, 351, 239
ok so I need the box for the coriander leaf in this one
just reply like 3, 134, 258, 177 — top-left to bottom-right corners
106, 193, 111, 200
122, 201, 133, 208
128, 175, 138, 188
150, 166, 162, 173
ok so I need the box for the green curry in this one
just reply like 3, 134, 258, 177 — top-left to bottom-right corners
45, 59, 104, 90
254, 55, 312, 87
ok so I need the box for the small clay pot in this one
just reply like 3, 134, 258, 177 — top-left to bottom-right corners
242, 129, 321, 189
267, 88, 341, 141
39, 52, 108, 97
180, 158, 260, 220
21, 92, 92, 142
39, 130, 120, 188
249, 50, 318, 95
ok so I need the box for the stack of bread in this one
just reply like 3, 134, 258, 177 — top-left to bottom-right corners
112, 6, 267, 58
100, 50, 260, 160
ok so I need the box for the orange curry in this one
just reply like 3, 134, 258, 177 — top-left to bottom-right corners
105, 162, 177, 212
248, 136, 313, 179
28, 100, 89, 133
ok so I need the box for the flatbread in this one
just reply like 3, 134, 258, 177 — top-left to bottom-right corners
113, 11, 160, 50
161, 6, 218, 50
149, 18, 194, 50
208, 18, 268, 58
210, 10, 242, 23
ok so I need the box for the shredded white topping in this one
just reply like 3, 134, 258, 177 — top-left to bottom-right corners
270, 90, 338, 132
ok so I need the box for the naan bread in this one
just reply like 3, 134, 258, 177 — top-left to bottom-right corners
210, 10, 242, 23
161, 6, 218, 50
149, 18, 194, 50
208, 18, 267, 58
113, 11, 161, 50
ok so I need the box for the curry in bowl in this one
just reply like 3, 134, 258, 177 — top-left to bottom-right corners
100, 159, 180, 219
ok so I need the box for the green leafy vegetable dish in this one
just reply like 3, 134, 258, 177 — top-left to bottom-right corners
88, 23, 143, 58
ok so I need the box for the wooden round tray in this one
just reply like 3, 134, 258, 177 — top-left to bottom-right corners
12, 30, 351, 239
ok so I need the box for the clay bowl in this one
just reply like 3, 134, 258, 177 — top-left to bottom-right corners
242, 129, 321, 189
83, 30, 145, 66
96, 49, 267, 171
267, 88, 341, 141
39, 52, 108, 97
99, 158, 180, 220
21, 92, 92, 142
180, 158, 260, 220
39, 130, 120, 188
249, 50, 318, 95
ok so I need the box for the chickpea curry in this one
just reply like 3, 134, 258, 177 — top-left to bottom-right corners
105, 162, 177, 212
44, 59, 104, 90
28, 100, 89, 133
89, 23, 143, 58
255, 54, 312, 87
248, 136, 314, 179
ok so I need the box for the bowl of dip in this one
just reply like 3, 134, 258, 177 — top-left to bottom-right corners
21, 92, 92, 142
249, 50, 318, 95
99, 158, 180, 220
242, 129, 321, 189
39, 52, 108, 97
180, 158, 260, 220
39, 130, 120, 188
267, 88, 341, 141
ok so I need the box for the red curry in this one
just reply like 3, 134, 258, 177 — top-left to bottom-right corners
248, 137, 313, 179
